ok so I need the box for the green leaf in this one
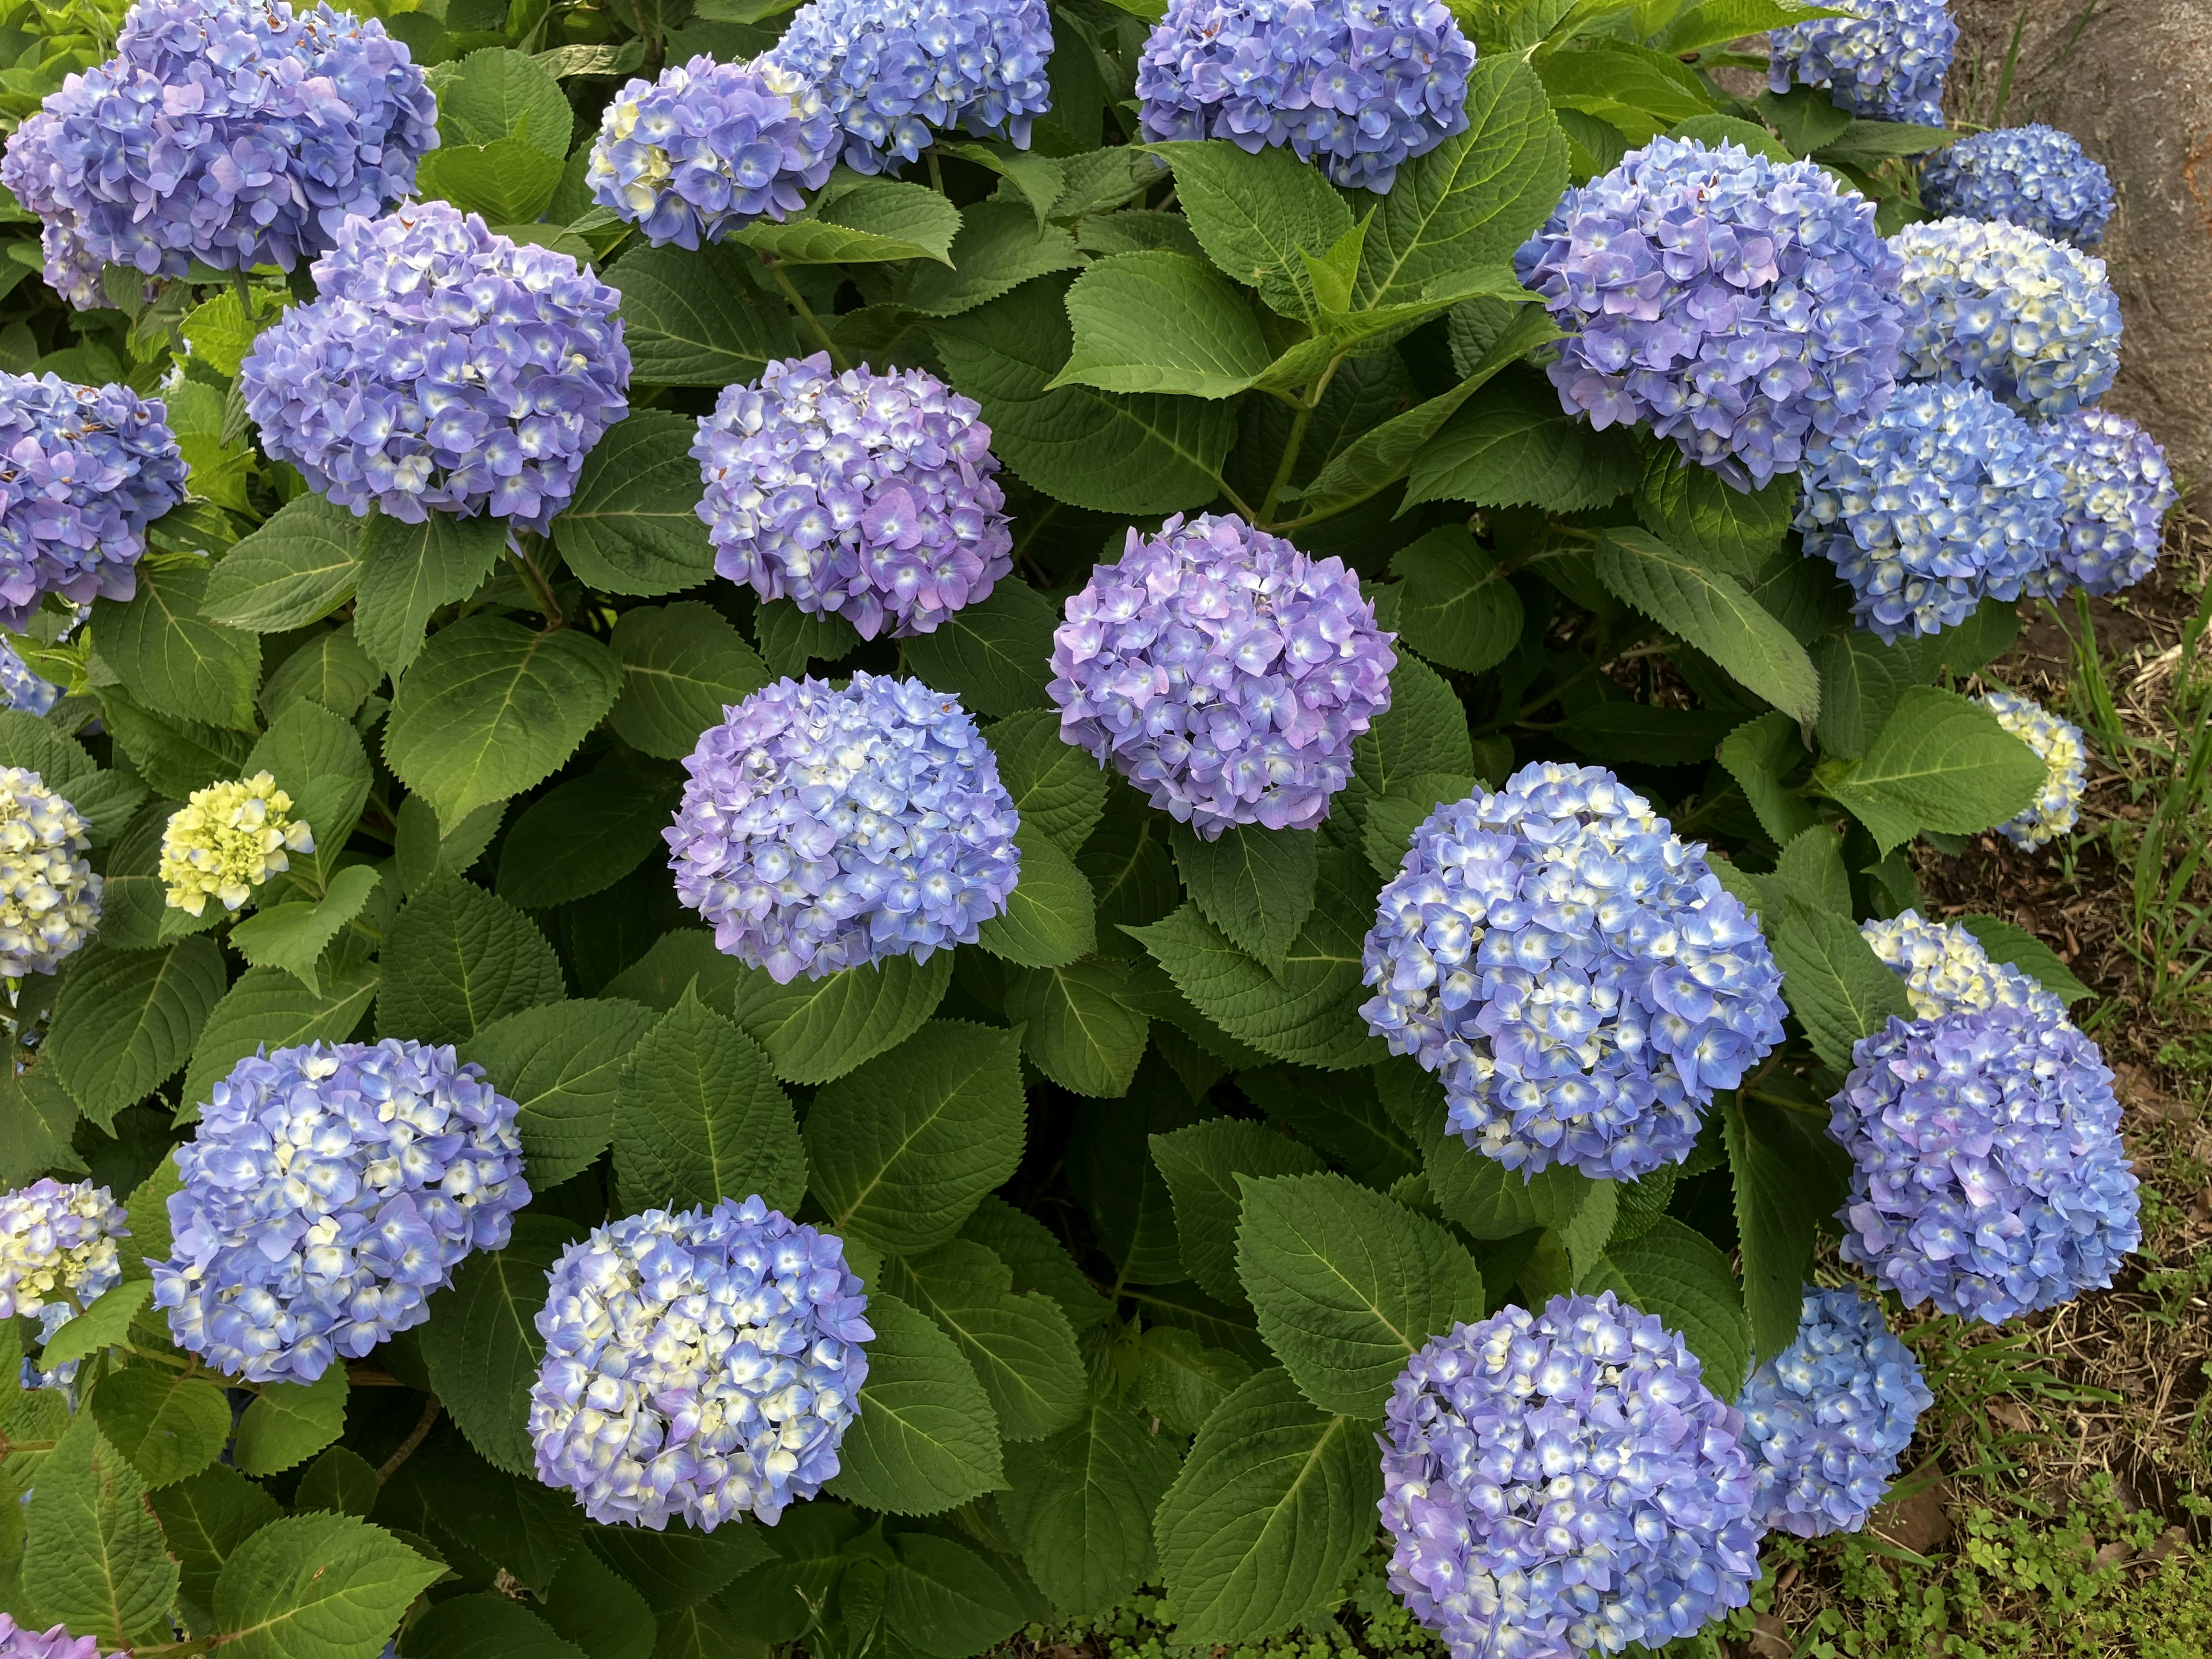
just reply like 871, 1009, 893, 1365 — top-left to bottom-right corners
899, 579, 1059, 718
1593, 527, 1820, 724
1723, 1092, 1819, 1366
94, 560, 261, 729
1388, 525, 1523, 676
435, 46, 573, 156
1816, 118, 1954, 167
1406, 365, 1641, 512
496, 760, 681, 910
415, 139, 565, 222
37, 1280, 152, 1366
885, 1239, 1085, 1442
395, 796, 506, 900
1633, 446, 1794, 577
752, 601, 860, 679
234, 1369, 348, 1476
421, 1214, 585, 1477
1603, 1216, 1752, 1395
1003, 957, 1147, 1098
723, 952, 952, 1085
1668, 112, 1797, 163
975, 830, 1097, 968
1957, 914, 2093, 1004
1718, 711, 1818, 847
204, 495, 363, 632
21, 1410, 179, 1647
49, 937, 227, 1128
149, 1465, 281, 1616
1756, 85, 1855, 154
1555, 702, 1738, 767
647, 1600, 759, 1659
1774, 823, 1853, 915
400, 1594, 589, 1659
614, 987, 805, 1214
1171, 823, 1319, 976
461, 998, 657, 1186
609, 241, 798, 387
213, 1512, 442, 1659
1000, 1396, 1182, 1619
960, 1195, 1112, 1332
733, 178, 961, 264
248, 698, 375, 893
552, 411, 718, 598
1824, 687, 2045, 853
1770, 903, 1912, 1071
1537, 39, 1715, 144
826, 1292, 1004, 1515
1656, 0, 1849, 55
1151, 1116, 1325, 1306
120, 1157, 183, 1278
537, 1545, 658, 1659
260, 627, 383, 724
378, 876, 562, 1046
1237, 1065, 1421, 1187
179, 285, 290, 378
182, 961, 378, 1120
1815, 631, 1937, 762
989, 709, 1108, 854
230, 866, 381, 994
1069, 1086, 1198, 1287
1149, 140, 1351, 323
881, 1533, 1025, 1659
1053, 251, 1276, 398
1935, 596, 2020, 679
1138, 1325, 1253, 1435
352, 509, 507, 680
294, 1447, 380, 1519
940, 139, 1067, 228
609, 603, 770, 759
902, 200, 1086, 317
96, 686, 253, 799
588, 1521, 771, 1613
0, 709, 94, 786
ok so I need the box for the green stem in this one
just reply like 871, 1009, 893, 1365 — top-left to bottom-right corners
377, 1395, 442, 1484
926, 149, 945, 195
229, 266, 253, 318
512, 540, 565, 631
1257, 357, 1342, 528
767, 262, 850, 372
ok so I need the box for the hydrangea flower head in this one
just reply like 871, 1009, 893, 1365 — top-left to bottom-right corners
1380, 1291, 1761, 1656
1360, 763, 1786, 1180
159, 772, 314, 916
1978, 690, 2086, 849
1795, 378, 2062, 641
767, 0, 1053, 177
1769, 0, 1956, 126
1135, 0, 1475, 192
154, 1039, 529, 1383
695, 354, 1012, 640
1860, 908, 2067, 1024
1920, 124, 2115, 247
1048, 512, 1393, 839
529, 1196, 872, 1530
0, 1616, 106, 1659
0, 769, 99, 977
238, 200, 629, 532
1514, 136, 1904, 490
0, 0, 435, 279
588, 55, 836, 248
0, 1177, 126, 1391
0, 642, 60, 717
1889, 218, 2122, 419
3, 116, 109, 311
668, 672, 1019, 982
0, 372, 185, 630
2038, 408, 2175, 599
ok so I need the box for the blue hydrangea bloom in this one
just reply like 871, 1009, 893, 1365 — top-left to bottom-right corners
1920, 124, 2115, 248
2, 122, 109, 311
1135, 0, 1475, 192
1861, 908, 2067, 1024
0, 1177, 125, 1389
588, 55, 837, 248
0, 1616, 105, 1658
529, 1196, 872, 1531
0, 0, 435, 281
153, 1040, 530, 1384
668, 672, 1020, 983
1361, 763, 1786, 1181
1514, 136, 1904, 491
694, 353, 1013, 641
1048, 512, 1394, 839
767, 0, 1053, 177
1381, 1291, 1761, 1657
239, 200, 629, 533
1979, 690, 2086, 850
1890, 217, 2122, 419
0, 768, 101, 979
2037, 408, 2175, 599
1795, 378, 2062, 642
0, 642, 59, 718
1770, 0, 1956, 126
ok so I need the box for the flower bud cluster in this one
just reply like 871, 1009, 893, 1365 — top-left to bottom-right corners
2037, 408, 2175, 600
1978, 690, 2086, 850
0, 768, 99, 978
1919, 124, 2116, 248
1768, 0, 1957, 126
158, 772, 314, 917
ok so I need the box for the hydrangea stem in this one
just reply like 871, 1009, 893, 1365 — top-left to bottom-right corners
766, 262, 851, 372
512, 536, 565, 630
377, 1393, 441, 1483
1257, 355, 1340, 527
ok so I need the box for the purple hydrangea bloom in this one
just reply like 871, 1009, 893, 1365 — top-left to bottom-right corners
0, 1615, 105, 1659
529, 1196, 872, 1530
1920, 124, 2116, 248
588, 55, 838, 248
1736, 1285, 1931, 1538
694, 354, 1013, 641
1979, 690, 2086, 850
153, 1039, 530, 1384
2037, 408, 2175, 599
0, 371, 185, 630
1769, 0, 1956, 126
1381, 1291, 1762, 1657
1514, 136, 1904, 490
0, 0, 435, 281
668, 672, 1020, 983
238, 200, 629, 533
0, 642, 60, 717
1048, 512, 1393, 839
1135, 0, 1475, 192
1795, 378, 2063, 641
2, 119, 107, 311
766, 0, 1054, 177
1360, 763, 1786, 1181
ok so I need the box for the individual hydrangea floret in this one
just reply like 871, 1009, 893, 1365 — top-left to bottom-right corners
1769, 0, 1957, 126
1736, 1285, 1932, 1537
238, 200, 629, 532
2037, 408, 2176, 599
0, 768, 99, 977
1920, 124, 2116, 248
1795, 378, 2062, 641
1514, 136, 1904, 490
0, 371, 185, 630
1381, 1291, 1761, 1657
1889, 218, 2122, 419
588, 55, 837, 248
0, 1615, 106, 1659
1135, 0, 1475, 192
158, 773, 313, 917
1048, 512, 1393, 839
1360, 763, 1786, 1181
531, 1195, 872, 1530
668, 672, 1019, 983
0, 642, 60, 718
1860, 908, 2068, 1024
153, 1039, 529, 1383
694, 353, 1013, 640
1978, 690, 2086, 850
766, 0, 1053, 177
0, 0, 436, 280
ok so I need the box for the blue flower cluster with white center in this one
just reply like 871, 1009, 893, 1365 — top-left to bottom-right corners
766, 0, 1053, 177
1769, 0, 1957, 126
588, 55, 837, 248
1794, 378, 2061, 641
1514, 137, 1904, 491
1048, 512, 1394, 839
0, 1178, 126, 1368
2038, 408, 2175, 599
667, 672, 1019, 983
239, 201, 628, 533
0, 642, 59, 717
153, 1040, 529, 1384
1889, 217, 2122, 419
529, 1196, 872, 1531
0, 371, 185, 631
1735, 1285, 1931, 1538
1361, 763, 1786, 1181
694, 353, 1013, 641
0, 0, 435, 281
1381, 1291, 1761, 1657
0, 768, 100, 979
0, 1615, 105, 1659
1920, 124, 2115, 248
1135, 0, 1475, 192
1979, 690, 2087, 850
1861, 908, 2066, 1024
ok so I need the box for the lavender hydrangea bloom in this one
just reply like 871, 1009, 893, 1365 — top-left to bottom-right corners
238, 201, 628, 532
1861, 908, 2068, 1024
0, 767, 101, 978
0, 642, 60, 717
153, 1039, 530, 1384
1381, 1291, 1762, 1657
694, 354, 1012, 640
1135, 0, 1475, 192
3, 116, 107, 310
0, 1615, 105, 1659
1769, 0, 1957, 126
0, 0, 435, 280
668, 673, 1019, 982
1736, 1285, 1931, 1538
2037, 408, 2176, 599
0, 371, 185, 630
1795, 378, 2062, 641
530, 1196, 870, 1531
1048, 513, 1393, 839
1979, 690, 2086, 850
1920, 124, 2116, 248
0, 1178, 126, 1382
1360, 763, 1786, 1181
1513, 137, 1904, 490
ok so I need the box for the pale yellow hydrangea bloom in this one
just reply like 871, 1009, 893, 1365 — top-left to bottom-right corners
0, 766, 100, 976
160, 772, 315, 916
1859, 910, 2067, 1023
0, 1178, 125, 1320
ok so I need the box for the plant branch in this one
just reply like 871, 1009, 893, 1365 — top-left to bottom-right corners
766, 262, 850, 371
377, 1394, 442, 1484
512, 540, 565, 631
1257, 355, 1342, 527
